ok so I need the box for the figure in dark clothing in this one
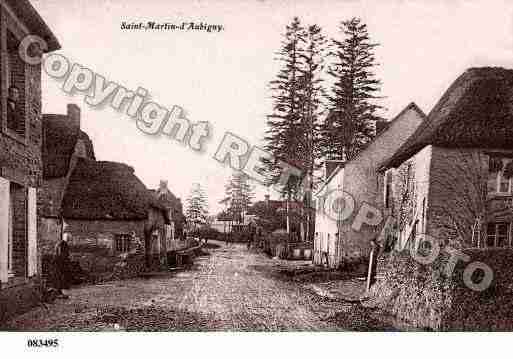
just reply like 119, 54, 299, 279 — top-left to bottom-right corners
256, 227, 263, 248
7, 86, 21, 132
247, 221, 256, 250
54, 233, 71, 299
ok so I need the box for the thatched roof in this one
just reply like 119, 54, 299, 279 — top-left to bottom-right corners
42, 113, 95, 179
62, 158, 167, 221
383, 67, 513, 169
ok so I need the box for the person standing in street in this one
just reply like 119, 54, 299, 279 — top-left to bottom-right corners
247, 220, 256, 250
54, 232, 71, 299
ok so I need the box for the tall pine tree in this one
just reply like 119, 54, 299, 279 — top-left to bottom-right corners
263, 17, 306, 196
220, 171, 255, 225
297, 24, 327, 188
297, 24, 327, 240
185, 183, 209, 229
263, 17, 307, 234
320, 17, 382, 162
263, 18, 327, 236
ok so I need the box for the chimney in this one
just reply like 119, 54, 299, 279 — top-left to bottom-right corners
67, 104, 81, 130
264, 194, 270, 206
159, 180, 168, 190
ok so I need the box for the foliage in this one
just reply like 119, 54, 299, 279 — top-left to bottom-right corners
320, 17, 382, 162
263, 17, 306, 196
296, 24, 328, 191
185, 183, 209, 228
249, 201, 286, 232
220, 171, 255, 224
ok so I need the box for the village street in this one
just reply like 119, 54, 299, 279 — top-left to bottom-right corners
4, 241, 396, 331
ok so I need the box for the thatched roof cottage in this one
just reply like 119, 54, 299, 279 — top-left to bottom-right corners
39, 105, 171, 283
373, 67, 513, 330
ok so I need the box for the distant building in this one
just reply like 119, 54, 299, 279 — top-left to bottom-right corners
155, 180, 186, 241
313, 102, 426, 269
247, 194, 304, 234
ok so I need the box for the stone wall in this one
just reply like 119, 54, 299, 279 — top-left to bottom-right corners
371, 247, 513, 331
63, 219, 147, 283
370, 250, 451, 330
0, 280, 41, 325
427, 147, 488, 249
338, 106, 425, 264
384, 145, 432, 250
0, 6, 43, 188
0, 2, 44, 322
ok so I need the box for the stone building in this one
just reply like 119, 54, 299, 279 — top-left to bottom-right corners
313, 103, 425, 269
60, 158, 170, 279
39, 104, 95, 277
0, 0, 60, 321
373, 67, 513, 330
155, 179, 186, 241
39, 105, 171, 283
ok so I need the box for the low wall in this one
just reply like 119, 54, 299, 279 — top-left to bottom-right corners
0, 279, 42, 325
263, 233, 312, 260
59, 219, 147, 283
370, 247, 513, 331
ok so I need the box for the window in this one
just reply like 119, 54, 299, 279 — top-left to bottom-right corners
3, 30, 26, 137
488, 158, 513, 194
114, 234, 131, 253
486, 223, 511, 248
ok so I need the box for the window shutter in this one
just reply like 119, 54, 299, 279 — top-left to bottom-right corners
27, 187, 37, 277
0, 178, 10, 283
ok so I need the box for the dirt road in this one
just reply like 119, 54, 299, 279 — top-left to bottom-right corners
4, 241, 392, 331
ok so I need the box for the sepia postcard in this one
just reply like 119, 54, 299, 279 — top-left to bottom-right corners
0, 0, 512, 357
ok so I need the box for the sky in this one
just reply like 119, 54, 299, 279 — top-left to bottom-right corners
32, 0, 513, 214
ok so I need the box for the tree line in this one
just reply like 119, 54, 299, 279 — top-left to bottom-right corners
211, 17, 382, 240
262, 16, 383, 239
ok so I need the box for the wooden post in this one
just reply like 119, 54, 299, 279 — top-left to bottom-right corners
286, 196, 290, 234
366, 244, 376, 292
